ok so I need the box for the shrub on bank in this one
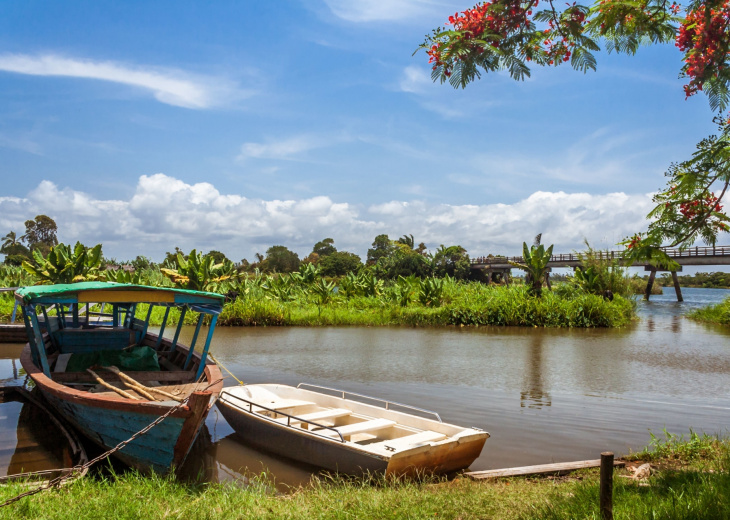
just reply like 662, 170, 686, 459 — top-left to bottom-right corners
687, 297, 730, 325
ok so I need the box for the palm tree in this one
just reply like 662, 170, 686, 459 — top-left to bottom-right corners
1, 231, 19, 254
509, 234, 554, 297
397, 234, 415, 249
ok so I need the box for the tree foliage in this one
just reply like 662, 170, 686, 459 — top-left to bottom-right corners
367, 234, 397, 265
261, 245, 300, 273
319, 251, 363, 277
312, 238, 337, 258
22, 215, 58, 255
419, 0, 730, 250
432, 244, 471, 279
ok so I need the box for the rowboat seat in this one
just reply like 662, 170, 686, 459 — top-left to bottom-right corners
321, 418, 395, 438
369, 430, 447, 453
283, 408, 352, 428
252, 398, 314, 412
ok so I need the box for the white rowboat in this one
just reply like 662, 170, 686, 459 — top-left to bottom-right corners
217, 383, 489, 476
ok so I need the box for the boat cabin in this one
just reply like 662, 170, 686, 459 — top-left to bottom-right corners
16, 282, 224, 386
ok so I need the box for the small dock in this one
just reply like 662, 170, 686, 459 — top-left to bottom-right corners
0, 324, 26, 343
465, 458, 625, 480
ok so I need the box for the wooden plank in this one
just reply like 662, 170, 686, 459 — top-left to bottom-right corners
465, 459, 625, 480
0, 324, 28, 343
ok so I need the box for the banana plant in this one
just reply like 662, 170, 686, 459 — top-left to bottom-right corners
104, 268, 146, 285
0, 265, 35, 288
160, 249, 235, 292
387, 276, 414, 307
22, 242, 103, 284
338, 272, 362, 299
359, 270, 384, 297
294, 262, 321, 284
417, 277, 444, 307
509, 236, 554, 297
310, 277, 336, 315
262, 274, 297, 302
572, 266, 600, 294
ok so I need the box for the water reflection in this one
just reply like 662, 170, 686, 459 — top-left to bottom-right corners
520, 335, 551, 409
0, 392, 70, 477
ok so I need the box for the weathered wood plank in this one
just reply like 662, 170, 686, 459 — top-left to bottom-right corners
0, 324, 27, 343
465, 459, 625, 480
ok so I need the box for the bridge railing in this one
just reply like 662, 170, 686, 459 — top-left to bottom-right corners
471, 245, 730, 266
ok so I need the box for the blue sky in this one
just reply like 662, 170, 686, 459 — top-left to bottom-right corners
0, 0, 722, 263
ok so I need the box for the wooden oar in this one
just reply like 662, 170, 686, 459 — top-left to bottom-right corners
101, 366, 183, 402
86, 369, 140, 400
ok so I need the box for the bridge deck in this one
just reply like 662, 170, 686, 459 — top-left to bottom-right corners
471, 245, 730, 269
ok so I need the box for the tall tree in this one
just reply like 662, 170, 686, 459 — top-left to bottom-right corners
319, 251, 363, 277
1, 231, 19, 252
432, 245, 472, 279
261, 245, 300, 273
22, 215, 58, 255
367, 234, 397, 265
419, 1, 730, 251
312, 238, 337, 258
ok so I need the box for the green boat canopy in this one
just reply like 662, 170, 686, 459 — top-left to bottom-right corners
15, 282, 224, 313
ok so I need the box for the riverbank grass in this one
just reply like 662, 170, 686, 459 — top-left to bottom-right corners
2, 434, 728, 519
687, 296, 730, 325
216, 284, 636, 328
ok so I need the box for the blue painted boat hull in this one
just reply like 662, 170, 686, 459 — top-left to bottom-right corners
20, 343, 221, 474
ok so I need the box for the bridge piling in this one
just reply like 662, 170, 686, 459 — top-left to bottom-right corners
671, 271, 684, 302
644, 270, 657, 301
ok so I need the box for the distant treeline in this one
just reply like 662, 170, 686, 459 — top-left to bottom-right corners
658, 272, 730, 289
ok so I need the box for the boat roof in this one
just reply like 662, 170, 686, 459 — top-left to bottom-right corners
15, 282, 224, 311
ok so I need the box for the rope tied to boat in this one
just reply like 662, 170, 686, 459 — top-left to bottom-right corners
208, 353, 244, 386
0, 378, 222, 508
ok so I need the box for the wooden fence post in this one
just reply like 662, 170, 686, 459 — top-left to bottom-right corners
600, 452, 614, 520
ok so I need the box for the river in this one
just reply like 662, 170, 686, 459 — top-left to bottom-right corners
2, 287, 730, 488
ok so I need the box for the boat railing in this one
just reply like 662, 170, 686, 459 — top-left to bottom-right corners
296, 383, 442, 423
220, 391, 347, 443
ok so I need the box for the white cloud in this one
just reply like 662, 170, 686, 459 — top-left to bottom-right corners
237, 134, 348, 161
0, 54, 242, 109
323, 0, 461, 22
399, 66, 431, 94
0, 174, 660, 261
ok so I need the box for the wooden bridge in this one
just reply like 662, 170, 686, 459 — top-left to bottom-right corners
470, 244, 730, 301
471, 244, 730, 270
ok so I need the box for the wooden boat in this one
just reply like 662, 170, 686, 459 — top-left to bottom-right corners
16, 282, 224, 474
0, 385, 88, 483
217, 383, 489, 476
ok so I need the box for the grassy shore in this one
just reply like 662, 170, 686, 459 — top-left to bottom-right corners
687, 297, 730, 325
0, 433, 727, 519
218, 289, 634, 328
0, 282, 636, 328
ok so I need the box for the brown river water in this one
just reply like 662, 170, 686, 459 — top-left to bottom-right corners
2, 287, 730, 489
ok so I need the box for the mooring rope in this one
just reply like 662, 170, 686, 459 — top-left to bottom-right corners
207, 353, 245, 386
0, 377, 222, 508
